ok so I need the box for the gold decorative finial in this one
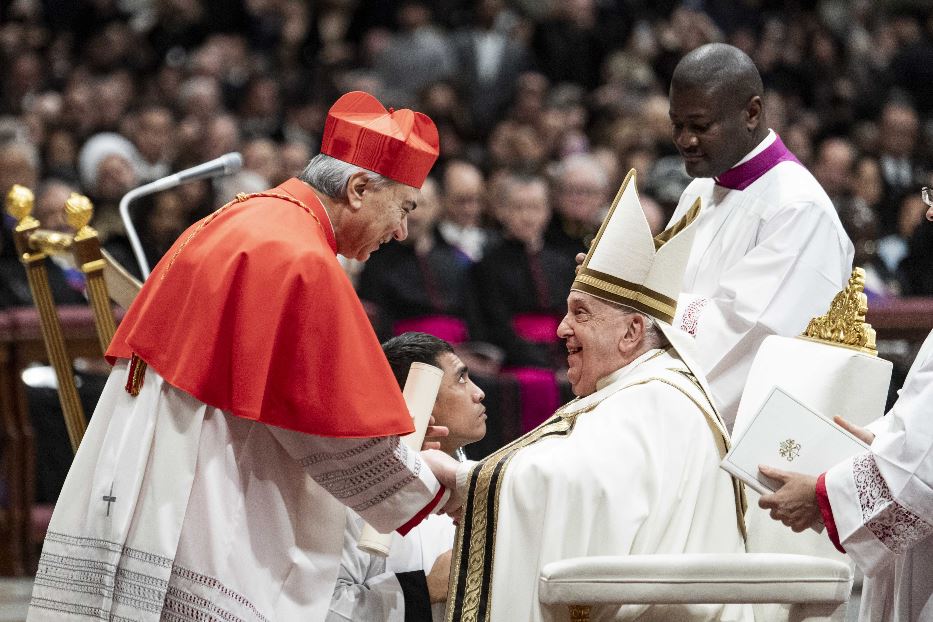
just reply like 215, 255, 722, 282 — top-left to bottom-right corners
6, 184, 39, 228
64, 192, 96, 240
800, 267, 877, 355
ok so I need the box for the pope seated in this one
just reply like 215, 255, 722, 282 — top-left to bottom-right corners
446, 170, 751, 622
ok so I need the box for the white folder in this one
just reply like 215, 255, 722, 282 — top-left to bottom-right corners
721, 386, 870, 495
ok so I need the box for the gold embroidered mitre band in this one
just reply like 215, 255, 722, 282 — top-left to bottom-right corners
572, 169, 700, 325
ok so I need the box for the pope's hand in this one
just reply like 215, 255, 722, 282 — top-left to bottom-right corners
757, 465, 822, 532
420, 449, 463, 515
575, 252, 585, 274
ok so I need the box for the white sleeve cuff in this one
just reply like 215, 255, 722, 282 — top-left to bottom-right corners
456, 460, 478, 495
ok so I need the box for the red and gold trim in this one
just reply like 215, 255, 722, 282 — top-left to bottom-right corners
125, 353, 147, 396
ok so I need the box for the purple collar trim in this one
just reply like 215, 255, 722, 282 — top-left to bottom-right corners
714, 134, 800, 190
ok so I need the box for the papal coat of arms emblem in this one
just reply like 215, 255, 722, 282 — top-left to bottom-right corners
779, 438, 802, 461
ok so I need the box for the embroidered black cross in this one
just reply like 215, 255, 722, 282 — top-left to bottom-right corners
102, 484, 116, 517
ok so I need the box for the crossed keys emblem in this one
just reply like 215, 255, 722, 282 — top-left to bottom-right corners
779, 439, 801, 462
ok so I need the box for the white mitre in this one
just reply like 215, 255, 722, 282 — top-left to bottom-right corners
572, 168, 707, 382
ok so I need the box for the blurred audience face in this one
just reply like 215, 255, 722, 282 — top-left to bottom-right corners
643, 94, 673, 148
854, 157, 883, 207
134, 106, 175, 164
61, 81, 96, 137
898, 194, 927, 240
879, 103, 918, 159
500, 175, 550, 250
490, 121, 546, 172
95, 154, 137, 201
44, 129, 78, 175
622, 148, 654, 188
0, 142, 39, 196
35, 180, 74, 232
555, 155, 608, 225
242, 138, 282, 186
442, 161, 485, 228
178, 179, 213, 217
147, 190, 189, 247
641, 195, 665, 236
406, 177, 441, 244
813, 138, 855, 198
178, 76, 223, 121
96, 73, 135, 132
85, 22, 133, 72
838, 200, 879, 266
511, 72, 549, 125
203, 115, 241, 161
281, 141, 311, 179
8, 52, 43, 105
511, 124, 546, 171
397, 2, 433, 31
241, 77, 281, 120
783, 124, 813, 167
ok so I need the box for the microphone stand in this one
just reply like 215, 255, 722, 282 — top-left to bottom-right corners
119, 152, 243, 279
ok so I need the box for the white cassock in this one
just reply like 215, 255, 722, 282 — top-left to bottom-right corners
28, 361, 448, 621
446, 349, 750, 622
669, 130, 854, 429
822, 330, 933, 621
328, 512, 455, 622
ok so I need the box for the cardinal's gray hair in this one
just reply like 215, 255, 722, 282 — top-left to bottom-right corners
299, 153, 396, 198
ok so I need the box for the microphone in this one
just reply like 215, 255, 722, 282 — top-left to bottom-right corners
119, 152, 243, 279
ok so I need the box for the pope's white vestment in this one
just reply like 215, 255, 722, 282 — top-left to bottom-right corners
669, 130, 854, 429
446, 349, 750, 622
28, 362, 446, 621
823, 330, 933, 621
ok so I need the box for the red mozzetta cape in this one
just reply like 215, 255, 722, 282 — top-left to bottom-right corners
106, 178, 415, 438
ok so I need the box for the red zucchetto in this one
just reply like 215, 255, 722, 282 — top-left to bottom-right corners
320, 91, 439, 189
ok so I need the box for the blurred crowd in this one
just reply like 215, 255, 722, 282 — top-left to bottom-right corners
1, 0, 932, 402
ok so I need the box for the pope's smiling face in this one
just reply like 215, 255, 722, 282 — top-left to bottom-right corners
557, 291, 633, 397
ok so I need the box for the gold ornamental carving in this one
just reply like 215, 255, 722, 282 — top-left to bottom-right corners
64, 192, 96, 240
800, 267, 877, 355
6, 184, 38, 229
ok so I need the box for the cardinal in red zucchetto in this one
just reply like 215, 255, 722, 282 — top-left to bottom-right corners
29, 92, 465, 622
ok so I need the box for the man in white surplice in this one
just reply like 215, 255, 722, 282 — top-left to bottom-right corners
666, 43, 854, 429
446, 170, 750, 622
759, 198, 933, 621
